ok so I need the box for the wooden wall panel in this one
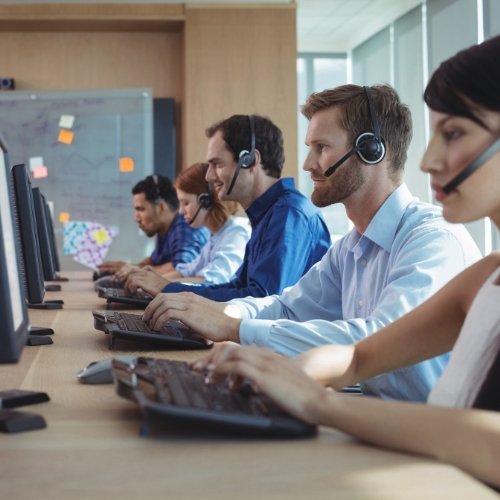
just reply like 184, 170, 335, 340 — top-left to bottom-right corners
183, 6, 297, 178
0, 31, 182, 98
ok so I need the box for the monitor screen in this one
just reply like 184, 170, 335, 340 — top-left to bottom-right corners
32, 187, 56, 281
0, 139, 29, 362
44, 200, 61, 273
11, 164, 45, 304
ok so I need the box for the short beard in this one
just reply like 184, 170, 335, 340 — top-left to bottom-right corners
311, 158, 364, 207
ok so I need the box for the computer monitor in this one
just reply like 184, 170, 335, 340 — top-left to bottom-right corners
43, 197, 68, 282
10, 165, 62, 312
11, 164, 46, 305
44, 201, 60, 272
32, 187, 56, 282
0, 140, 30, 362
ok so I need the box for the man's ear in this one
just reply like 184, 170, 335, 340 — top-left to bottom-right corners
252, 148, 262, 168
156, 199, 169, 214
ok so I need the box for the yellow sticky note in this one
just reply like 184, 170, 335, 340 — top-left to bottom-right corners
91, 228, 110, 245
58, 129, 74, 145
33, 165, 48, 179
119, 157, 134, 173
59, 212, 70, 223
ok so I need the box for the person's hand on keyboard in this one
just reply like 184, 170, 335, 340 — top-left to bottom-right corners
143, 292, 241, 342
191, 343, 326, 425
97, 260, 126, 274
124, 267, 168, 296
114, 264, 142, 282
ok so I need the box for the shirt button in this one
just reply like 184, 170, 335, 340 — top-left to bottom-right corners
358, 300, 363, 308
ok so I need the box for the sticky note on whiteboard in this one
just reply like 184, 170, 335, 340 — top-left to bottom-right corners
59, 114, 75, 129
33, 165, 48, 179
58, 129, 74, 145
119, 157, 134, 173
29, 156, 44, 173
59, 212, 70, 223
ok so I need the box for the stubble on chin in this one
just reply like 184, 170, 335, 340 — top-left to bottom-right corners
311, 161, 364, 208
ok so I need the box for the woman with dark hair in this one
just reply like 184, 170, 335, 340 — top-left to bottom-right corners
125, 163, 250, 294
193, 35, 500, 488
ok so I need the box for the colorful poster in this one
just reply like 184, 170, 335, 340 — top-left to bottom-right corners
63, 221, 117, 269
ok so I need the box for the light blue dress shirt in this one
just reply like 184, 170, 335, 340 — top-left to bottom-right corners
231, 184, 482, 401
175, 217, 251, 285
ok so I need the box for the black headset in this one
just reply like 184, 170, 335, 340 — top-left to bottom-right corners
197, 184, 213, 209
189, 165, 213, 225
324, 86, 386, 177
442, 138, 500, 194
150, 174, 162, 202
226, 115, 257, 195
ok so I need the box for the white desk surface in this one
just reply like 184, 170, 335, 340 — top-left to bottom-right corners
0, 272, 497, 499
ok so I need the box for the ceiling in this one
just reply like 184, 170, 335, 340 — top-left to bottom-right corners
0, 0, 422, 52
296, 0, 422, 52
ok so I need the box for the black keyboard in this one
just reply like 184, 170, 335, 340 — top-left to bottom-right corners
92, 311, 213, 350
102, 281, 125, 289
112, 313, 183, 337
112, 357, 317, 438
105, 288, 152, 300
145, 358, 268, 414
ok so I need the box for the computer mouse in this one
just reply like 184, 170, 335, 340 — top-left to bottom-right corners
77, 355, 136, 384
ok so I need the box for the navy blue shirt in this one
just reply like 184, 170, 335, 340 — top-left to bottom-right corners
151, 213, 209, 267
163, 178, 331, 301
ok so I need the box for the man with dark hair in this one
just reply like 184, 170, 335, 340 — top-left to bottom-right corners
97, 174, 208, 276
128, 114, 331, 300
144, 85, 481, 402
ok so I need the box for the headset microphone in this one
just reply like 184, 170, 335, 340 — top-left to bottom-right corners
324, 148, 359, 177
188, 204, 203, 226
226, 115, 256, 195
442, 138, 500, 194
324, 87, 386, 178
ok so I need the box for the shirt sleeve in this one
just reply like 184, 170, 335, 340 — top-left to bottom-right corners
164, 206, 328, 301
239, 227, 480, 356
168, 225, 208, 267
195, 220, 251, 284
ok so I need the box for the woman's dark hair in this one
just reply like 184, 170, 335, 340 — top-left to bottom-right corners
473, 349, 500, 411
424, 35, 500, 129
175, 162, 230, 229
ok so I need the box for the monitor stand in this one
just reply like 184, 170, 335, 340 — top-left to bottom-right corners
30, 326, 54, 336
28, 300, 64, 310
45, 284, 61, 292
26, 325, 55, 345
26, 335, 53, 346
51, 273, 69, 282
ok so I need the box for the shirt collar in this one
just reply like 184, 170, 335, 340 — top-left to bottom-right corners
365, 183, 414, 251
349, 183, 414, 252
246, 178, 295, 227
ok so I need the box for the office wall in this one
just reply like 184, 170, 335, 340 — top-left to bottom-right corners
183, 5, 297, 178
0, 3, 297, 177
0, 26, 184, 168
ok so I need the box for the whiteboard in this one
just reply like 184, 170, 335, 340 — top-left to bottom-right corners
0, 88, 154, 270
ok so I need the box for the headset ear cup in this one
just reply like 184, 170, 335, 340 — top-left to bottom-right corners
238, 149, 256, 169
197, 192, 212, 209
355, 132, 386, 164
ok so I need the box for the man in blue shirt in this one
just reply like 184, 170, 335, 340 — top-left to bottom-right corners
129, 114, 331, 300
98, 174, 208, 277
143, 85, 481, 402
